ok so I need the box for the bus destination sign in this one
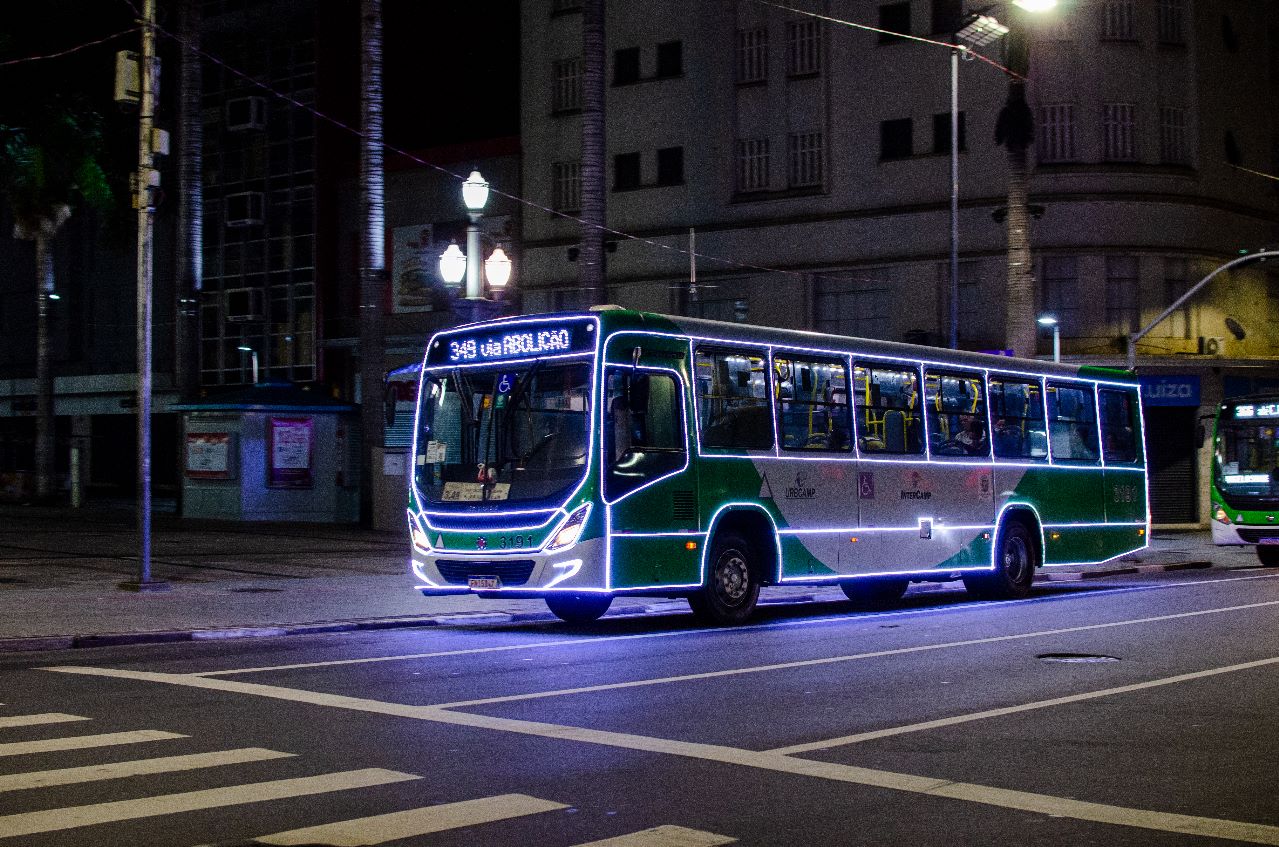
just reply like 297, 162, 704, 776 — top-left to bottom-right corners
428, 320, 594, 366
1234, 403, 1279, 419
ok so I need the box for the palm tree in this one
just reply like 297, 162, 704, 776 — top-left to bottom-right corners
995, 20, 1036, 359
175, 0, 203, 402
0, 107, 111, 501
579, 0, 606, 306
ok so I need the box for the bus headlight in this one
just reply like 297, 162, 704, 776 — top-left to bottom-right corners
1213, 505, 1232, 524
408, 510, 432, 553
547, 504, 591, 552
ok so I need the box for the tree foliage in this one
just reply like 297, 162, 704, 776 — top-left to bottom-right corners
0, 104, 112, 235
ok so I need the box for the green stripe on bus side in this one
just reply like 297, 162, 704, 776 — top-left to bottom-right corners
1042, 524, 1145, 565
1007, 467, 1107, 524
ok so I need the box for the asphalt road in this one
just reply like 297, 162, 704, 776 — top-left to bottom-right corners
2, 566, 1279, 846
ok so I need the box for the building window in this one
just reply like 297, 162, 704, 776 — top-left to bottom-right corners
614, 151, 641, 191
786, 19, 821, 75
736, 137, 770, 191
1037, 104, 1077, 163
877, 3, 911, 43
880, 118, 913, 160
1106, 256, 1140, 334
552, 57, 583, 113
1042, 256, 1080, 336
552, 160, 581, 212
1162, 257, 1191, 339
1101, 1, 1136, 40
932, 112, 966, 154
1103, 103, 1137, 161
656, 146, 684, 186
737, 27, 768, 83
1159, 106, 1189, 165
816, 279, 892, 339
655, 40, 683, 78
613, 47, 640, 85
1157, 0, 1185, 44
788, 131, 824, 187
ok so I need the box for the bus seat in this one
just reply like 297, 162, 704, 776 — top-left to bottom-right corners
884, 410, 906, 453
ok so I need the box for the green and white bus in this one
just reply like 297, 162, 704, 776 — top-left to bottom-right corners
408, 307, 1149, 624
1211, 396, 1279, 566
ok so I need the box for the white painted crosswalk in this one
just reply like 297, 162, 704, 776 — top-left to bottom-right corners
0, 707, 737, 846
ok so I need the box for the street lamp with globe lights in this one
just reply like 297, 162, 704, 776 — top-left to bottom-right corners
439, 170, 513, 300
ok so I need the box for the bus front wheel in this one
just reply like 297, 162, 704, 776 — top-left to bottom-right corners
1257, 546, 1279, 567
963, 519, 1037, 600
689, 531, 760, 625
545, 593, 613, 624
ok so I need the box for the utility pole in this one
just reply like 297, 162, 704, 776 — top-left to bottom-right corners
122, 0, 166, 591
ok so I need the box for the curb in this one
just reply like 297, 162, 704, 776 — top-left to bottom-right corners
0, 560, 1219, 654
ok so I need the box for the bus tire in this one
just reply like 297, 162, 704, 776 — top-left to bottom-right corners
545, 593, 613, 624
841, 578, 909, 609
1257, 546, 1279, 567
963, 518, 1036, 600
688, 531, 760, 625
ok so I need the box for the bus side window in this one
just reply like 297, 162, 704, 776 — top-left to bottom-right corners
1046, 382, 1100, 463
694, 347, 774, 451
990, 376, 1047, 461
774, 354, 852, 452
924, 370, 989, 457
1099, 388, 1139, 463
853, 363, 923, 455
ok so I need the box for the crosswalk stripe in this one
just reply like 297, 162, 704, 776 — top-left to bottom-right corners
0, 748, 294, 793
0, 730, 186, 758
0, 767, 419, 840
0, 714, 89, 730
246, 793, 567, 846
571, 826, 738, 847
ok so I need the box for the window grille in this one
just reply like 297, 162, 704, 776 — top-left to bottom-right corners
552, 57, 583, 112
787, 19, 821, 75
1037, 104, 1077, 163
1103, 102, 1137, 161
552, 160, 581, 212
1159, 106, 1188, 165
737, 27, 768, 83
788, 131, 824, 187
736, 138, 770, 191
1101, 1, 1135, 40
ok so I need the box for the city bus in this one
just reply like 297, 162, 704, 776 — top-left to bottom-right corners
407, 307, 1149, 624
1210, 395, 1279, 566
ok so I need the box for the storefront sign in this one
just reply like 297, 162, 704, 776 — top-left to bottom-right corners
268, 417, 313, 488
185, 432, 235, 479
1140, 375, 1200, 407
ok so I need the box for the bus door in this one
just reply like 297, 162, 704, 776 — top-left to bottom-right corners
770, 352, 856, 577
1044, 381, 1105, 562
603, 341, 699, 590
916, 368, 996, 569
1098, 387, 1146, 524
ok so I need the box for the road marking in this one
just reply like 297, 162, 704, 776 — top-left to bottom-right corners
768, 654, 1279, 754
41, 667, 1279, 845
0, 748, 294, 793
193, 573, 1279, 678
241, 793, 567, 846
0, 730, 186, 758
425, 599, 1279, 709
0, 714, 88, 730
573, 825, 737, 846
0, 768, 419, 840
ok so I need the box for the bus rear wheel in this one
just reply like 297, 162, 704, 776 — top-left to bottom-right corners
1257, 546, 1279, 567
545, 593, 612, 624
689, 531, 760, 625
963, 519, 1037, 600
841, 578, 909, 609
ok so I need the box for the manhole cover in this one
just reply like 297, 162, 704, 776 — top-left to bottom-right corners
231, 587, 284, 594
1037, 653, 1119, 663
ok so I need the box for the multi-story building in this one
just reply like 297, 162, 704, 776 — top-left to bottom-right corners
519, 0, 1279, 524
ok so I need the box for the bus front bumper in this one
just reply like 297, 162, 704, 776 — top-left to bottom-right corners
411, 537, 607, 596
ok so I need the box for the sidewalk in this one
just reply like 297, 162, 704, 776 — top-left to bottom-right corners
0, 502, 1227, 652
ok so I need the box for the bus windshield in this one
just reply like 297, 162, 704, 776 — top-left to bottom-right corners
1216, 415, 1279, 499
414, 361, 592, 507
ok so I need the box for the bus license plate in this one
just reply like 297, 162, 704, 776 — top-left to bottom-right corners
1259, 538, 1279, 545
469, 576, 501, 590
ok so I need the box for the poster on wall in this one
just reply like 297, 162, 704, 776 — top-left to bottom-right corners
390, 224, 446, 313
268, 417, 313, 488
185, 433, 235, 480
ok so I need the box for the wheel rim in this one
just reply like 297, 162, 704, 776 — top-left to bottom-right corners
1003, 534, 1030, 584
713, 549, 751, 607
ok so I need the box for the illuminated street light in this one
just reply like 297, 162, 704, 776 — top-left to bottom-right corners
484, 247, 512, 291
1037, 314, 1060, 363
1013, 0, 1058, 11
439, 171, 515, 299
236, 344, 259, 384
438, 242, 466, 286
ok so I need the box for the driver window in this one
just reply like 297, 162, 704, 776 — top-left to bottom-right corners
605, 369, 686, 500
924, 370, 989, 458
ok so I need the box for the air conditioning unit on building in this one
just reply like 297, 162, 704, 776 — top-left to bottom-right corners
226, 96, 267, 131
1199, 336, 1226, 356
224, 192, 264, 227
225, 288, 264, 323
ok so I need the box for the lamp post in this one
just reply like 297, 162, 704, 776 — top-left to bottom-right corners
439, 170, 514, 300
237, 345, 259, 384
1037, 313, 1059, 363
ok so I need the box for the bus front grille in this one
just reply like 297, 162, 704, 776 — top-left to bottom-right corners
435, 559, 536, 586
1236, 529, 1279, 543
